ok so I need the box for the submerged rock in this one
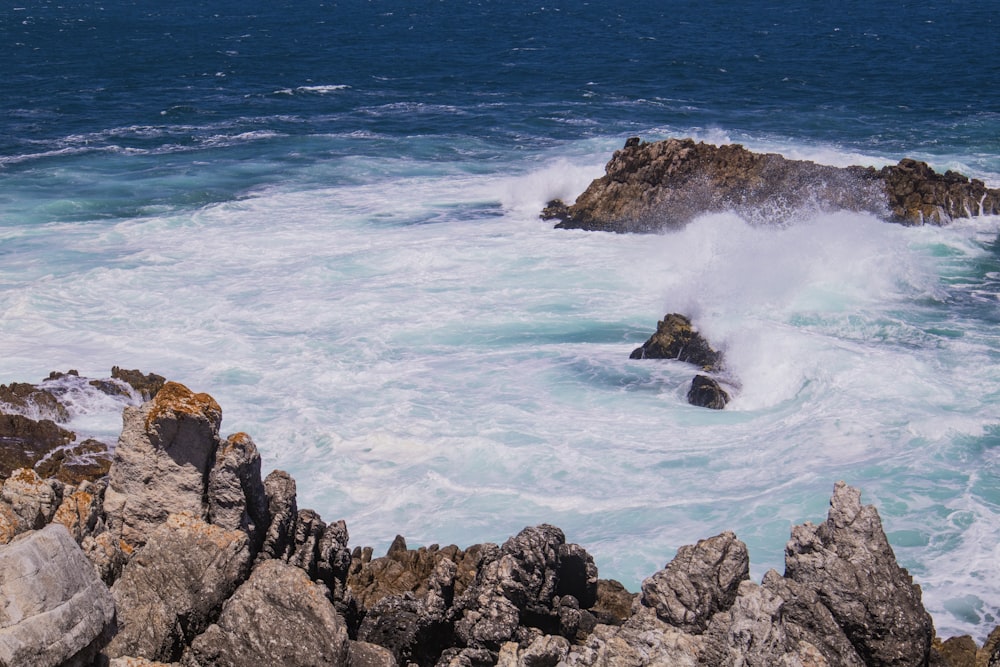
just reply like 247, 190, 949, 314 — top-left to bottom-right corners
544, 137, 1000, 232
687, 375, 730, 410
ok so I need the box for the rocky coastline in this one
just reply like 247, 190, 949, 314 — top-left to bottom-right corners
0, 371, 998, 666
542, 137, 1000, 233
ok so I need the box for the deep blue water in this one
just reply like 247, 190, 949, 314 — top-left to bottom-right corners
3, 0, 1000, 641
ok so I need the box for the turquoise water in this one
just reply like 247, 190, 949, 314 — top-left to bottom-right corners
2, 0, 1000, 640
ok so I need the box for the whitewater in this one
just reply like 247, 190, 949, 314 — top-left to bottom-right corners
3, 0, 1000, 642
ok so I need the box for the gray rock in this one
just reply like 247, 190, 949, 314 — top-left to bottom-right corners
562, 606, 705, 667
103, 382, 223, 550
699, 573, 865, 666
640, 531, 748, 633
185, 559, 350, 666
81, 530, 128, 585
348, 641, 397, 667
0, 523, 116, 667
0, 468, 63, 533
496, 635, 570, 667
784, 481, 934, 667
105, 513, 252, 662
257, 469, 298, 562
51, 479, 104, 543
206, 432, 268, 554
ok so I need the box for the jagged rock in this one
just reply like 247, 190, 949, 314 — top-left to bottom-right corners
496, 635, 571, 667
104, 513, 252, 662
932, 634, 977, 667
687, 375, 730, 410
103, 382, 222, 550
347, 536, 484, 612
357, 557, 458, 666
287, 508, 326, 577
206, 432, 269, 554
0, 412, 76, 480
34, 438, 112, 485
640, 530, 748, 633
257, 469, 298, 561
317, 518, 353, 607
982, 626, 1000, 667
0, 523, 116, 667
184, 559, 350, 667
109, 659, 179, 667
453, 525, 599, 650
699, 571, 865, 666
109, 366, 167, 401
81, 530, 129, 585
629, 314, 723, 371
784, 481, 934, 667
562, 606, 705, 666
0, 381, 70, 422
51, 479, 104, 542
0, 467, 63, 534
544, 137, 1000, 232
436, 647, 496, 667
348, 641, 397, 667
590, 579, 636, 626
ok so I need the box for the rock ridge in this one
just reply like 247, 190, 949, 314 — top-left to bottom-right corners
0, 378, 996, 666
543, 137, 1000, 232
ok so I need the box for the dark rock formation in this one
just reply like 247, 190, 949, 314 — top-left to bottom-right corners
0, 523, 116, 667
629, 313, 723, 370
630, 314, 732, 409
0, 413, 76, 481
687, 375, 730, 410
544, 137, 1000, 232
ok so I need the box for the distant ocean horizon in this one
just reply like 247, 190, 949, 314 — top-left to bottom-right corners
3, 0, 999, 640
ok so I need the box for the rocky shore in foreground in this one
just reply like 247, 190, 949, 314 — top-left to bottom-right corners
0, 372, 998, 666
542, 137, 1000, 232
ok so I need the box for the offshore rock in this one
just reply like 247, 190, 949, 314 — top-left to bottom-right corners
184, 559, 350, 667
109, 366, 167, 401
0, 523, 116, 667
784, 481, 934, 666
0, 381, 70, 423
544, 137, 1000, 232
687, 375, 730, 410
103, 381, 222, 550
629, 313, 723, 370
105, 513, 252, 662
0, 412, 76, 481
640, 531, 749, 634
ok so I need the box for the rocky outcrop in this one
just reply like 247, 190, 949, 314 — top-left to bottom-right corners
0, 378, 991, 666
184, 559, 350, 667
629, 313, 722, 370
544, 137, 1000, 232
103, 382, 222, 550
0, 413, 76, 481
105, 513, 252, 662
0, 523, 116, 667
630, 314, 732, 409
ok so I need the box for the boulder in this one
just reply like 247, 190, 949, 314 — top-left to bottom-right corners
640, 531, 748, 633
104, 513, 252, 662
184, 559, 350, 667
687, 375, 729, 410
0, 523, 116, 667
629, 314, 723, 370
544, 137, 1000, 232
784, 481, 934, 666
103, 382, 222, 550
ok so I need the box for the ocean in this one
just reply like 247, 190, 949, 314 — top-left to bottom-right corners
3, 0, 999, 641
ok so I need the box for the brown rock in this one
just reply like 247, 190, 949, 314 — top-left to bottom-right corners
0, 381, 70, 422
0, 412, 76, 481
547, 137, 1000, 232
34, 438, 112, 485
629, 313, 723, 370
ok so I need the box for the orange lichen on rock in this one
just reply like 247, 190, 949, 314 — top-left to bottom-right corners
144, 381, 222, 432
